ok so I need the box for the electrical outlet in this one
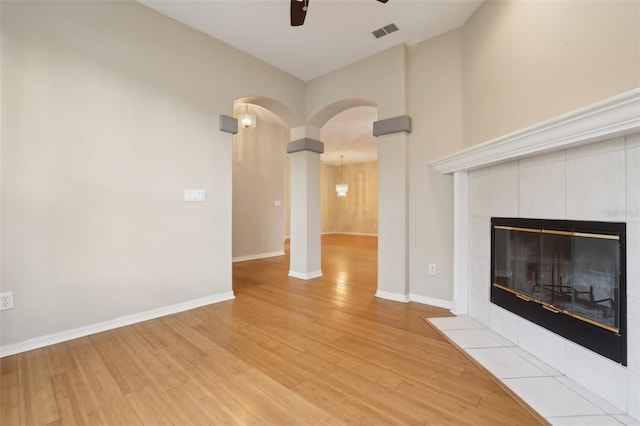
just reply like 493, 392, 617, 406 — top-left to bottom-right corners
0, 292, 14, 311
428, 264, 436, 276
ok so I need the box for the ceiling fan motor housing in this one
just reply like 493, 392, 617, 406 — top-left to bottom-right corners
291, 0, 389, 27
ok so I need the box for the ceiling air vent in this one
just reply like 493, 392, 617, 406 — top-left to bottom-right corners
371, 23, 399, 39
372, 28, 387, 39
383, 23, 399, 34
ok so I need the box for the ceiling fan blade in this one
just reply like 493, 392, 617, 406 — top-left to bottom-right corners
291, 0, 308, 27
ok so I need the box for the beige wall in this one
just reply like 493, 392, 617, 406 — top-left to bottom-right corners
232, 118, 288, 259
408, 30, 464, 301
320, 164, 336, 234
306, 44, 408, 121
0, 0, 304, 347
321, 162, 378, 235
462, 0, 640, 147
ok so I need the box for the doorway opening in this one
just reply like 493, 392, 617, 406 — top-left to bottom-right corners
317, 106, 379, 292
231, 101, 290, 264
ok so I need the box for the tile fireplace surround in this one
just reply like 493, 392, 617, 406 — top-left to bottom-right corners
430, 88, 640, 420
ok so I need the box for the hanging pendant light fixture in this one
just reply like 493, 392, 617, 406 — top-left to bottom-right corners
335, 155, 348, 197
239, 103, 256, 129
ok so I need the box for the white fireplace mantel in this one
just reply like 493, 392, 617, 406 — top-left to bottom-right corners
430, 88, 640, 174
428, 88, 640, 418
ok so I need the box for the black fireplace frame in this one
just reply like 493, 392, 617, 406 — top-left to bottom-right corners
490, 217, 627, 365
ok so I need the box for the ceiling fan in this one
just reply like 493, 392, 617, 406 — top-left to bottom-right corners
291, 0, 389, 27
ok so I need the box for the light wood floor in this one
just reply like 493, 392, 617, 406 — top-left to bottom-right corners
1, 234, 544, 425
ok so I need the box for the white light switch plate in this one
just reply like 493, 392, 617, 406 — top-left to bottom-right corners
184, 189, 206, 202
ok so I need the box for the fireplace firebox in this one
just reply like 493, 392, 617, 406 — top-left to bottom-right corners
491, 217, 626, 365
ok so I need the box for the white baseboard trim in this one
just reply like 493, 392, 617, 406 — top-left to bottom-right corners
0, 291, 235, 358
232, 251, 285, 263
288, 270, 323, 280
375, 290, 410, 303
409, 294, 453, 310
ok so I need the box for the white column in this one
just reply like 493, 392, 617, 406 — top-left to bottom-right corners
288, 138, 323, 280
452, 170, 469, 315
375, 132, 409, 301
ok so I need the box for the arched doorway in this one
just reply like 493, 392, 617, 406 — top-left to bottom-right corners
319, 106, 378, 237
230, 97, 301, 264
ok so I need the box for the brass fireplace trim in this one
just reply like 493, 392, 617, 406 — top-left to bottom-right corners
573, 231, 620, 241
541, 229, 573, 236
494, 225, 620, 241
492, 283, 620, 334
494, 225, 539, 233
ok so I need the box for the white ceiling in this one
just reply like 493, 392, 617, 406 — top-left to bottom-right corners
138, 0, 483, 82
145, 0, 483, 165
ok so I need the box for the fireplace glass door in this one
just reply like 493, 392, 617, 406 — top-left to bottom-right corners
491, 218, 626, 364
569, 234, 620, 330
493, 226, 621, 332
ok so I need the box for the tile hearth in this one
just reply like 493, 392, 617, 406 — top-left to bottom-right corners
428, 316, 639, 426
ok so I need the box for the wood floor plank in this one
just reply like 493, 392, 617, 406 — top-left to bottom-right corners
67, 339, 123, 410
17, 349, 59, 425
293, 378, 398, 426
49, 370, 102, 425
1, 234, 545, 425
233, 368, 335, 425
88, 332, 150, 396
290, 350, 443, 424
94, 394, 143, 426
111, 327, 185, 393
194, 356, 322, 425
184, 363, 259, 425
0, 355, 20, 423
126, 385, 177, 426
